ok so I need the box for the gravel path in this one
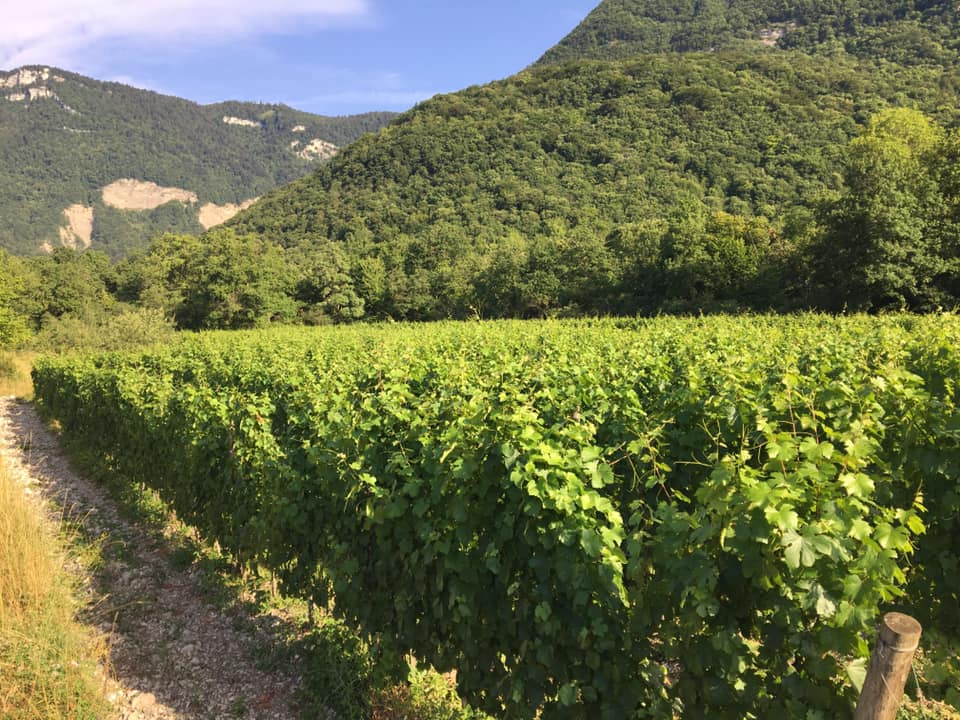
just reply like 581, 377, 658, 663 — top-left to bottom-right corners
0, 397, 305, 720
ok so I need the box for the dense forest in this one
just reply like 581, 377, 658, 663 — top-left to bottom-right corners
220, 0, 960, 320
3, 0, 960, 345
538, 0, 960, 64
0, 104, 957, 351
0, 66, 395, 256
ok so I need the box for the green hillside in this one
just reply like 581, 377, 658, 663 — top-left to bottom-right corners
9, 0, 958, 334
0, 66, 395, 257
538, 0, 960, 64
227, 0, 960, 318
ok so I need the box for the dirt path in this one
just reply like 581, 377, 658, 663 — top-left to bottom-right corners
0, 397, 305, 720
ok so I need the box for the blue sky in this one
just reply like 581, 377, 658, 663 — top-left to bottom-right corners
2, 1, 598, 116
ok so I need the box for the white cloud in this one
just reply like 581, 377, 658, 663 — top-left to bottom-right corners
1, 0, 368, 69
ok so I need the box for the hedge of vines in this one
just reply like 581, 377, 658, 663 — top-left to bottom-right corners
33, 316, 960, 719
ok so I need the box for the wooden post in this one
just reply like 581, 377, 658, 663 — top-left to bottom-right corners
853, 612, 922, 720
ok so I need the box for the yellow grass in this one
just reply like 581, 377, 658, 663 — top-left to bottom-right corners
0, 453, 111, 719
0, 351, 36, 399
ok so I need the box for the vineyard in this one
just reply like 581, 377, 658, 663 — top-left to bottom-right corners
32, 315, 960, 719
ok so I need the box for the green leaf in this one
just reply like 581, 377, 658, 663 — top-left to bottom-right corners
800, 437, 834, 461
813, 584, 837, 618
535, 601, 552, 623
902, 511, 926, 536
501, 443, 520, 468
580, 530, 602, 558
766, 504, 799, 532
590, 462, 614, 489
843, 573, 863, 599
747, 482, 773, 508
848, 519, 872, 541
782, 529, 817, 569
840, 472, 875, 498
874, 522, 910, 551
784, 541, 801, 570
767, 438, 798, 462
580, 446, 601, 464
846, 658, 868, 693
558, 683, 578, 706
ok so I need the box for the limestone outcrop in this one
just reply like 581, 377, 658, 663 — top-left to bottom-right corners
222, 116, 260, 128
295, 138, 338, 161
4, 67, 65, 103
198, 199, 258, 230
102, 179, 198, 211
58, 205, 93, 250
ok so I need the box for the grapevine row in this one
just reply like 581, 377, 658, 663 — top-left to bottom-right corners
33, 316, 960, 718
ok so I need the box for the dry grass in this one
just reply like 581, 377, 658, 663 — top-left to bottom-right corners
0, 453, 111, 719
0, 351, 36, 399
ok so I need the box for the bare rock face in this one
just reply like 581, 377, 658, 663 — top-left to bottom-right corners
58, 204, 94, 250
198, 199, 259, 230
2, 67, 50, 88
49, 179, 251, 245
295, 138, 338, 161
222, 116, 260, 128
6, 86, 57, 102
3, 67, 62, 103
27, 86, 55, 100
102, 179, 198, 211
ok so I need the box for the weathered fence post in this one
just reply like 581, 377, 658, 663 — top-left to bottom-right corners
853, 612, 922, 720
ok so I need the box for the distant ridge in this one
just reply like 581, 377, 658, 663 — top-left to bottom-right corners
0, 66, 396, 257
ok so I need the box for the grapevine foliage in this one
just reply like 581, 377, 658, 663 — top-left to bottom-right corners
33, 315, 960, 719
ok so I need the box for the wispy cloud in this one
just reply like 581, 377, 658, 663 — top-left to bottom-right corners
290, 88, 438, 111
1, 0, 369, 69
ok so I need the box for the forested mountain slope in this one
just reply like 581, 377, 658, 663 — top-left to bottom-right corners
0, 66, 395, 257
228, 0, 960, 318
538, 0, 960, 64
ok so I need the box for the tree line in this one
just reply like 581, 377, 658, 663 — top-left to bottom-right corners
1, 107, 958, 350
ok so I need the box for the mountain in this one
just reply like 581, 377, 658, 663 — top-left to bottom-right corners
226, 0, 960, 318
0, 66, 396, 257
537, 0, 960, 64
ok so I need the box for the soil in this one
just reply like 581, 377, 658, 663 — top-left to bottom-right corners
0, 397, 307, 720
